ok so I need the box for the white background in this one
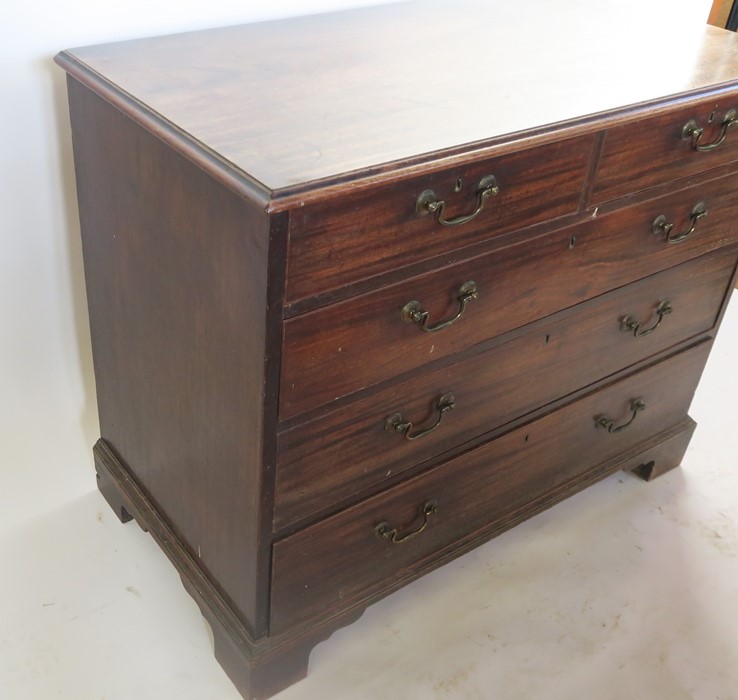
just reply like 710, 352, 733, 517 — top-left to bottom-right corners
3, 2, 735, 699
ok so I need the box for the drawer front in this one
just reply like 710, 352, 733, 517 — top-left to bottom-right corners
280, 173, 738, 419
285, 135, 593, 304
273, 249, 737, 530
593, 92, 738, 204
270, 341, 712, 633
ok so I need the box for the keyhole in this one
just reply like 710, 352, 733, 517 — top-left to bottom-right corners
454, 177, 463, 193
524, 434, 530, 443
568, 236, 577, 250
545, 334, 551, 344
709, 110, 716, 124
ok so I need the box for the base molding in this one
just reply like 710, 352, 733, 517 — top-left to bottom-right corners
628, 417, 696, 481
93, 417, 698, 699
93, 439, 365, 699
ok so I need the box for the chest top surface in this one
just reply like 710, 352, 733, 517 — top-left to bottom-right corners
58, 0, 738, 196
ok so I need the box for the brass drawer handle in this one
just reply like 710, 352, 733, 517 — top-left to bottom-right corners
620, 300, 673, 337
683, 109, 737, 151
385, 392, 456, 441
416, 175, 499, 227
652, 202, 707, 244
375, 499, 438, 544
401, 281, 478, 333
595, 398, 646, 434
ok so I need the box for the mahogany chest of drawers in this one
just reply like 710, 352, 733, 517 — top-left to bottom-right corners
57, 3, 738, 697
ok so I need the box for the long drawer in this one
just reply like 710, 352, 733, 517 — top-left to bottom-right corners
270, 340, 711, 633
285, 135, 593, 303
273, 249, 737, 530
280, 173, 738, 419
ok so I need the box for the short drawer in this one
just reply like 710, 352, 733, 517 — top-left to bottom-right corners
273, 249, 737, 530
592, 92, 738, 204
285, 135, 593, 304
280, 173, 738, 419
270, 341, 712, 633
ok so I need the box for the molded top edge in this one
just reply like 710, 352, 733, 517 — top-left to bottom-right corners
56, 1, 738, 209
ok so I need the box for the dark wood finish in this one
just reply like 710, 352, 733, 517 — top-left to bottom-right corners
274, 249, 736, 531
93, 439, 367, 700
286, 135, 593, 302
271, 341, 711, 633
67, 77, 280, 637
285, 158, 738, 318
592, 92, 738, 204
629, 416, 697, 481
96, 446, 141, 528
281, 173, 738, 419
56, 5, 738, 200
56, 6, 738, 699
93, 412, 695, 698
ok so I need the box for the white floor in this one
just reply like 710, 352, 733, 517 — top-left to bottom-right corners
3, 298, 738, 700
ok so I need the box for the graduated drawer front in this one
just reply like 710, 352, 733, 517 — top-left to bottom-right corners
273, 249, 737, 531
593, 91, 738, 204
285, 135, 593, 304
280, 173, 738, 419
270, 341, 711, 633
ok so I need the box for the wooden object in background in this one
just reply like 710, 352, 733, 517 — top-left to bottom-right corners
709, 0, 734, 27
56, 2, 738, 698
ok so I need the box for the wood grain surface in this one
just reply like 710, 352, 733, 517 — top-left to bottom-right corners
67, 78, 279, 636
270, 341, 712, 633
280, 172, 738, 419
56, 5, 738, 698
273, 249, 737, 531
593, 92, 738, 203
286, 135, 592, 302
57, 1, 738, 197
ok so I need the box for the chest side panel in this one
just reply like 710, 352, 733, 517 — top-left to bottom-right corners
67, 76, 278, 637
